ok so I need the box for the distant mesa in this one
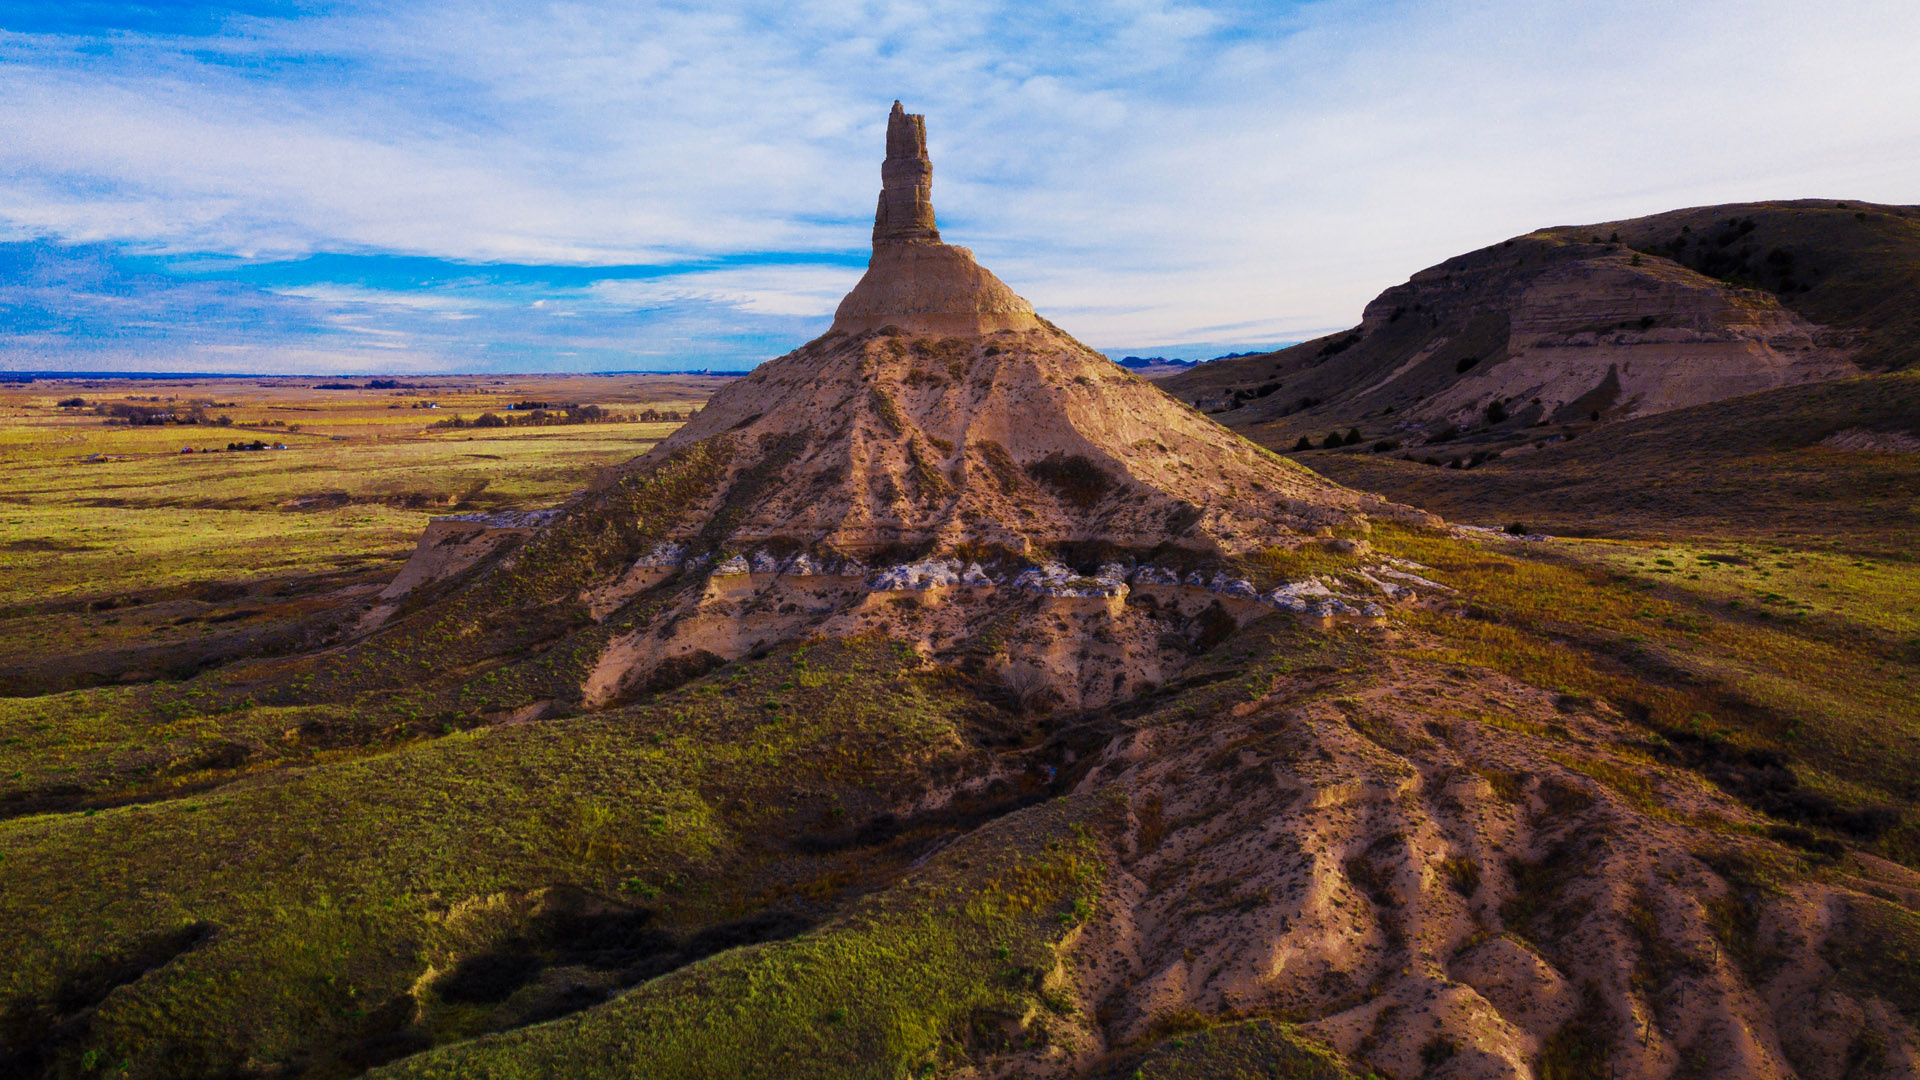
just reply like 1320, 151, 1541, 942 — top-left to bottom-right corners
1114, 355, 1200, 380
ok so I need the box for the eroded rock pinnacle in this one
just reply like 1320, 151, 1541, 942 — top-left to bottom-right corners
874, 101, 940, 243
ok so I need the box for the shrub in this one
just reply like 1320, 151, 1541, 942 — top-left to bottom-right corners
1320, 433, 1344, 450
1504, 522, 1530, 536
1371, 439, 1400, 453
868, 387, 905, 435
1292, 436, 1313, 452
1026, 453, 1111, 508
1343, 427, 1363, 446
1316, 332, 1362, 358
1455, 355, 1480, 374
1485, 400, 1508, 424
997, 664, 1054, 715
56, 397, 87, 407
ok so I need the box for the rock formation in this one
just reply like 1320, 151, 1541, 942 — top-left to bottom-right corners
371, 102, 1432, 708
831, 101, 1041, 336
627, 103, 1422, 556
872, 100, 939, 244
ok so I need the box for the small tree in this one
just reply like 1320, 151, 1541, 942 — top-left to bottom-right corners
1343, 427, 1363, 445
998, 664, 1053, 715
1321, 432, 1344, 450
1292, 436, 1313, 452
1485, 400, 1508, 424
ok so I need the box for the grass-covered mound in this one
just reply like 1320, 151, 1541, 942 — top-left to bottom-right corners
374, 793, 1114, 1080
0, 635, 998, 1079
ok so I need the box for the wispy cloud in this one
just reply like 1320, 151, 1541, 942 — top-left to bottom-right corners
2, 1, 1917, 370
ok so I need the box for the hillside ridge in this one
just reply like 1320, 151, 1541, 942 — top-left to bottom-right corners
1164, 199, 1917, 447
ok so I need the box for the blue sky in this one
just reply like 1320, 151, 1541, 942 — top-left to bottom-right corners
3, 0, 1917, 373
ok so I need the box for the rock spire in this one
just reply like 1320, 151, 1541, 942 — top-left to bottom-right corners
832, 102, 1041, 336
874, 101, 939, 243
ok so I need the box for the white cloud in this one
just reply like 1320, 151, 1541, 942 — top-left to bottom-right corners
589, 265, 863, 318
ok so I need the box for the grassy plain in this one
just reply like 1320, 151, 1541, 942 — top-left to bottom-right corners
0, 374, 723, 693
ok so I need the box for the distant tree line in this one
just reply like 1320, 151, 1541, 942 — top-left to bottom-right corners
92, 402, 235, 426
429, 404, 698, 430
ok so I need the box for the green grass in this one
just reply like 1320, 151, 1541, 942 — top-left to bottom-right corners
0, 436, 741, 808
374, 793, 1115, 1080
1119, 1017, 1365, 1080
0, 635, 993, 1078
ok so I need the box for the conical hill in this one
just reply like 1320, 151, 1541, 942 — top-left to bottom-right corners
612, 102, 1426, 561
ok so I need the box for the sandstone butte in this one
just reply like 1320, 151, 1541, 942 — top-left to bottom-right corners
365, 102, 1436, 712
17, 104, 1920, 1080
604, 101, 1432, 560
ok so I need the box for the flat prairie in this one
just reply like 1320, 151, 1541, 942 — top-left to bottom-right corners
0, 374, 728, 695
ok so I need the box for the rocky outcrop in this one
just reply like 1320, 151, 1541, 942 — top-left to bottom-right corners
872, 100, 939, 244
830, 102, 1041, 337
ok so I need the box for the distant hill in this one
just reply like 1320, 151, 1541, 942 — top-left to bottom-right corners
1162, 200, 1920, 449
1110, 354, 1198, 379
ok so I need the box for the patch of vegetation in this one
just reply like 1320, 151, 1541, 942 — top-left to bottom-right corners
1122, 1017, 1366, 1079
1437, 856, 1480, 898
1500, 840, 1590, 957
973, 440, 1025, 495
868, 387, 906, 436
1694, 845, 1797, 981
1536, 981, 1613, 1080
907, 439, 952, 501
0, 636, 999, 1078
1025, 453, 1112, 509
1370, 524, 1920, 869
1241, 542, 1365, 590
1825, 895, 1920, 1025
373, 792, 1114, 1080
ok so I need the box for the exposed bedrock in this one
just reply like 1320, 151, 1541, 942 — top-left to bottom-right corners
982, 654, 1920, 1079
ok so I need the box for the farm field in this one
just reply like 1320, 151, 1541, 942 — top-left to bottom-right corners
0, 374, 727, 695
